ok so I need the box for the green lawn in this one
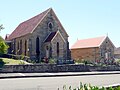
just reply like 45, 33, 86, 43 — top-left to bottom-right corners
0, 58, 31, 65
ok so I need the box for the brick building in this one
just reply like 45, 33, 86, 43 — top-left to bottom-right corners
5, 8, 71, 61
71, 36, 115, 64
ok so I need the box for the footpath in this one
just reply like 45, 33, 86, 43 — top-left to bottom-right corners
0, 71, 120, 79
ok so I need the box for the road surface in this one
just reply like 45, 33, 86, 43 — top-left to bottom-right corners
0, 74, 120, 90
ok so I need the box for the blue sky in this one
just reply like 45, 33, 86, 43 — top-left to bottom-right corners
0, 0, 120, 47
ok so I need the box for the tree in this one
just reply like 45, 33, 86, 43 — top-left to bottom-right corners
0, 36, 9, 54
0, 24, 8, 54
0, 24, 4, 32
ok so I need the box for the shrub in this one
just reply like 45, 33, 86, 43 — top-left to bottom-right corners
114, 86, 120, 90
49, 58, 57, 64
21, 54, 25, 60
115, 59, 120, 65
0, 36, 9, 54
0, 41, 9, 54
0, 58, 5, 68
74, 59, 83, 64
75, 59, 92, 65
59, 82, 120, 90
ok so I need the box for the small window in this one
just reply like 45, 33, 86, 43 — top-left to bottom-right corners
25, 40, 27, 56
17, 41, 19, 50
36, 37, 40, 54
48, 22, 53, 29
20, 40, 22, 54
57, 42, 59, 57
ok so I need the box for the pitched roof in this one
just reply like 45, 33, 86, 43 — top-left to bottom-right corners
44, 32, 57, 42
44, 30, 66, 43
71, 36, 106, 49
6, 8, 51, 40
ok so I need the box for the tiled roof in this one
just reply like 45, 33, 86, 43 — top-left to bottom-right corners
6, 8, 51, 40
44, 32, 57, 42
71, 36, 106, 49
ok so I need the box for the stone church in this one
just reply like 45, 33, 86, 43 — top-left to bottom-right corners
5, 8, 71, 61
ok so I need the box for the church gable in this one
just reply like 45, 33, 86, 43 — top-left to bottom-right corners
31, 8, 69, 45
49, 9, 69, 38
51, 31, 66, 43
51, 31, 66, 59
100, 36, 115, 49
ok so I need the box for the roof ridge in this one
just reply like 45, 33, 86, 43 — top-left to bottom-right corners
7, 8, 52, 40
30, 8, 51, 33
71, 36, 107, 49
20, 8, 51, 25
98, 36, 107, 46
44, 31, 57, 42
78, 36, 106, 41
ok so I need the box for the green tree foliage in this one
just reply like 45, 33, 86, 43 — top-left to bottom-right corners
0, 36, 9, 54
0, 42, 8, 54
0, 24, 8, 54
0, 24, 4, 32
0, 35, 4, 41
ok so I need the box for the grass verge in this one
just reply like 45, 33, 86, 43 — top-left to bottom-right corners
0, 58, 31, 65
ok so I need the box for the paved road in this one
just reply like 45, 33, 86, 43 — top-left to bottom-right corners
0, 74, 120, 90
1, 71, 120, 78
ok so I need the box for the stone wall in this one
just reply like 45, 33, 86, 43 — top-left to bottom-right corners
100, 37, 115, 63
0, 64, 120, 73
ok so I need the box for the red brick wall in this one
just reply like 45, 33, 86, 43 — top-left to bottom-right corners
71, 47, 100, 63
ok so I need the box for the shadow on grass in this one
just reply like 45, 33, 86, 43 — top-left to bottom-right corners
0, 58, 5, 68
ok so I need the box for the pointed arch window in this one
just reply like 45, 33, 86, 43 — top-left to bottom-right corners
57, 42, 59, 57
36, 37, 40, 54
17, 41, 20, 52
20, 40, 22, 54
25, 40, 27, 56
48, 22, 53, 30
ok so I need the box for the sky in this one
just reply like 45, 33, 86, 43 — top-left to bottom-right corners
0, 0, 120, 47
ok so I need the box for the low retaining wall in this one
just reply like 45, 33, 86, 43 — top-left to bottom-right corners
0, 64, 120, 73
89, 65, 120, 71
